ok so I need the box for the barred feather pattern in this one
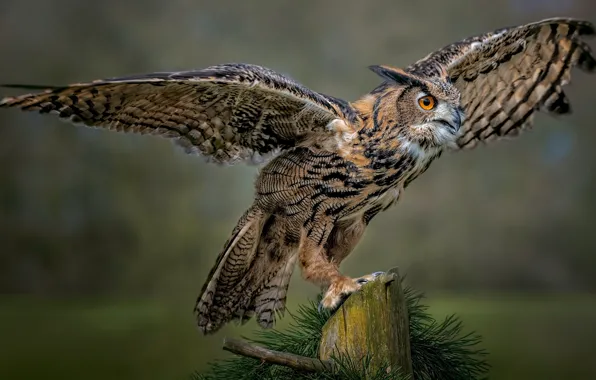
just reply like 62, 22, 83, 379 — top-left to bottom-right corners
407, 18, 596, 149
195, 208, 302, 334
0, 63, 358, 164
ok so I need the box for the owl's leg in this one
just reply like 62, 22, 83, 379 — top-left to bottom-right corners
298, 236, 349, 290
325, 217, 368, 264
298, 215, 383, 311
297, 218, 360, 310
318, 209, 386, 310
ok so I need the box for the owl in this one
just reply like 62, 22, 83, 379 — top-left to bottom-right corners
1, 18, 594, 334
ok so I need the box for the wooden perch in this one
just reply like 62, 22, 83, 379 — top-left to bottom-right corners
221, 267, 413, 376
319, 267, 413, 376
223, 337, 334, 373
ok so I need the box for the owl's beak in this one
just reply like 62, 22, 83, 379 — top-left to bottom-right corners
445, 106, 465, 133
453, 109, 462, 131
455, 106, 465, 128
433, 103, 464, 134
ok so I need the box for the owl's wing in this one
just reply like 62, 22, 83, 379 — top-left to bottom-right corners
407, 18, 595, 149
0, 63, 359, 163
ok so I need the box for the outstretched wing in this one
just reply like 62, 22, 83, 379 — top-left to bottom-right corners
407, 18, 595, 149
0, 63, 359, 163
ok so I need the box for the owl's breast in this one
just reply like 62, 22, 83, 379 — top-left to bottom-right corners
353, 144, 443, 216
255, 142, 441, 222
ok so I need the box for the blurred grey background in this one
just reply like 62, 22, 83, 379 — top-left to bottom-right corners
0, 0, 595, 379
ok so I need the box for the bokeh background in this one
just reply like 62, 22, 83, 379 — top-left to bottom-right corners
1, 0, 595, 379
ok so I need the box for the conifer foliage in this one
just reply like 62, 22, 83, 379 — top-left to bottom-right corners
195, 287, 489, 380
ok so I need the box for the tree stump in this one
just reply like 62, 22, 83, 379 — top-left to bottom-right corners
319, 267, 413, 376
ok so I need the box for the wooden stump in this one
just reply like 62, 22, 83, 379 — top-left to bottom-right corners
319, 267, 413, 376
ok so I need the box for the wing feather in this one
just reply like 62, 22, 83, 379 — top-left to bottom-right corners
407, 18, 595, 149
0, 63, 359, 164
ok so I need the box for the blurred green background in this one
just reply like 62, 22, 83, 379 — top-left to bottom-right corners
0, 0, 595, 379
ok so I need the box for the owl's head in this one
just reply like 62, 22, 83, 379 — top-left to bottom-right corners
369, 65, 465, 148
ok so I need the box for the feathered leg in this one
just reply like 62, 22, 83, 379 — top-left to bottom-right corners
322, 216, 385, 309
297, 216, 372, 310
301, 207, 386, 310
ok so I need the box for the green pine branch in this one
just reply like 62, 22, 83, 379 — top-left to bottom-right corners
194, 285, 489, 380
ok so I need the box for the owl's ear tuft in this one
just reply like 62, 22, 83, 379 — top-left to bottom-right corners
368, 65, 423, 87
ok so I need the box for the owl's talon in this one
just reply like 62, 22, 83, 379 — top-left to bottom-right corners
354, 271, 385, 285
317, 302, 325, 314
318, 271, 386, 313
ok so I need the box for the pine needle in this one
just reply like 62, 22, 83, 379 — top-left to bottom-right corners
195, 285, 489, 380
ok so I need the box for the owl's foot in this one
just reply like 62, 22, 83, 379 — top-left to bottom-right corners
318, 271, 385, 312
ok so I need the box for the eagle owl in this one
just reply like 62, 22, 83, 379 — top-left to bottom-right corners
1, 18, 594, 334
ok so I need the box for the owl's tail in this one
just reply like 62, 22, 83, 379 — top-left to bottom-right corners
195, 206, 300, 335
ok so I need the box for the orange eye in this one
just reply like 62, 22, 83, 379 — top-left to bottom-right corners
418, 95, 436, 110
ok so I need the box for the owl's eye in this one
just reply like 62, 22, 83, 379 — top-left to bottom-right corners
418, 95, 436, 111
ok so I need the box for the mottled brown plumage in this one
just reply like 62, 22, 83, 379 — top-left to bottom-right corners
1, 18, 594, 334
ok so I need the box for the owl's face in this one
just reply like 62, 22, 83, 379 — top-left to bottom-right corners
396, 77, 464, 148
369, 65, 465, 148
